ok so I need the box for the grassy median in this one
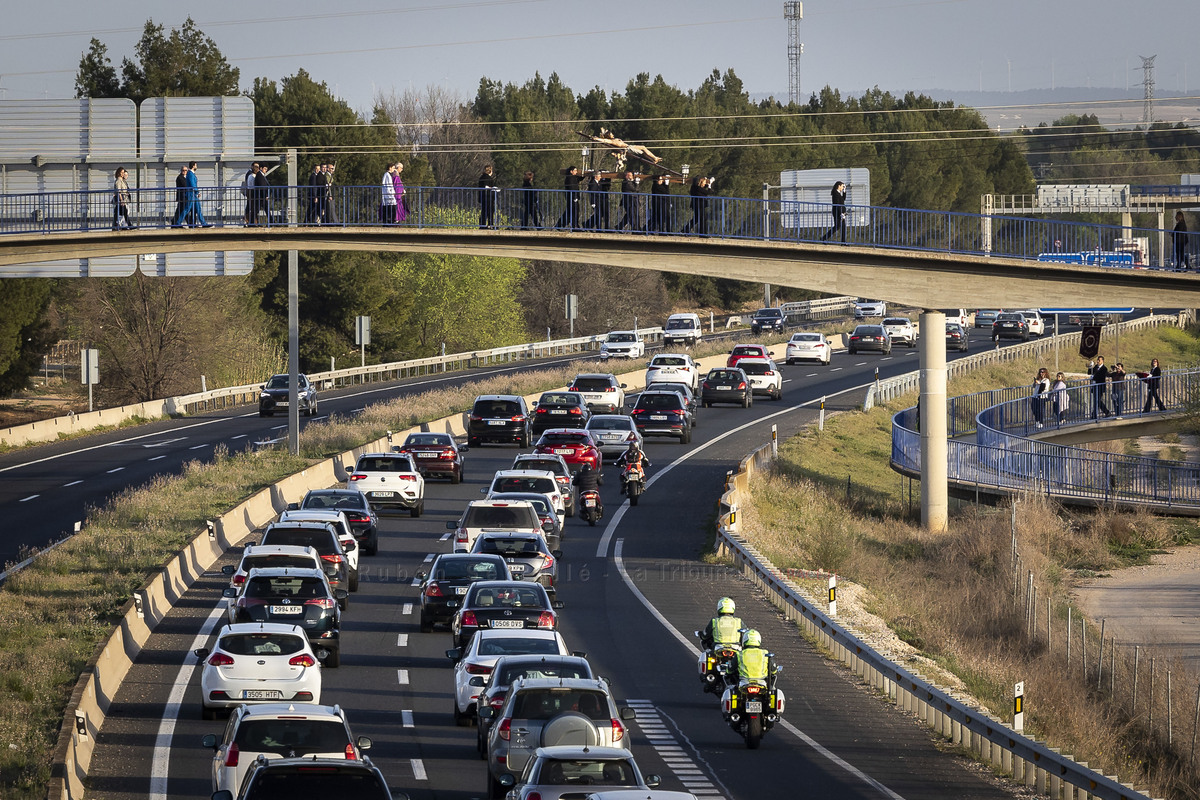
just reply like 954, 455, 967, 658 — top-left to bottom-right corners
741, 323, 1200, 799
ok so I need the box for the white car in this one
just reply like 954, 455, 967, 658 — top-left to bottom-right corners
735, 357, 784, 401
644, 353, 701, 391
1016, 309, 1046, 336
195, 623, 322, 720
599, 331, 645, 360
784, 332, 832, 365
202, 703, 371, 794
222, 544, 322, 591
882, 317, 916, 348
567, 373, 626, 414
853, 298, 886, 318
486, 469, 568, 523
447, 629, 570, 725
347, 452, 425, 517
449, 499, 546, 553
277, 509, 359, 591
585, 415, 644, 458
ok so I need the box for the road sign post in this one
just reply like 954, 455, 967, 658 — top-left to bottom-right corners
81, 348, 99, 412
355, 315, 372, 367
565, 294, 578, 339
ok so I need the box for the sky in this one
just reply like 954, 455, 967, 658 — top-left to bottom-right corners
1, 0, 1196, 127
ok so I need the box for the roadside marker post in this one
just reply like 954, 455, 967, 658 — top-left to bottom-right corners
1014, 681, 1025, 732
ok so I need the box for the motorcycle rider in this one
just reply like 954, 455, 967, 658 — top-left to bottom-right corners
572, 463, 602, 514
615, 441, 651, 494
700, 597, 743, 651
733, 629, 775, 685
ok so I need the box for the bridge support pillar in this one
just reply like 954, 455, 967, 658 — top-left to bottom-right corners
919, 311, 948, 532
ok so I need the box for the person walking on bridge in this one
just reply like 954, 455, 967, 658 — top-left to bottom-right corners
112, 167, 134, 230
478, 164, 498, 229
1109, 362, 1127, 416
616, 170, 642, 232
1173, 211, 1189, 270
1142, 358, 1166, 412
1051, 372, 1069, 425
519, 171, 542, 230
182, 161, 211, 228
1031, 367, 1050, 428
820, 180, 847, 243
1088, 356, 1110, 418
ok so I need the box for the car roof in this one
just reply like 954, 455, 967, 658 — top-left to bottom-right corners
515, 453, 568, 463
513, 676, 611, 692
538, 428, 593, 437
221, 621, 308, 636
231, 702, 347, 721
650, 353, 693, 361
492, 469, 558, 479
533, 745, 634, 759
474, 628, 561, 641
264, 520, 337, 532
883, 317, 910, 324
735, 357, 773, 365
305, 488, 360, 496
572, 373, 617, 381
790, 332, 822, 339
243, 544, 317, 557
606, 330, 635, 335
467, 499, 538, 508
475, 394, 523, 401
494, 654, 590, 668
281, 509, 347, 520
587, 414, 635, 423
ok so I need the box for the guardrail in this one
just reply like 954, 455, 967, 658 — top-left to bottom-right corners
715, 440, 1159, 800
2, 182, 1193, 270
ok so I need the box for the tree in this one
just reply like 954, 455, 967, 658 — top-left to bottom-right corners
519, 261, 669, 338
374, 84, 483, 187
0, 280, 55, 397
74, 39, 120, 99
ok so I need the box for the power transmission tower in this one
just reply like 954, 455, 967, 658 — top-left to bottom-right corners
1138, 54, 1156, 126
785, 2, 804, 105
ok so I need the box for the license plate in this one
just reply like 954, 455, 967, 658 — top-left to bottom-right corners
416, 452, 438, 458
275, 401, 288, 407
554, 448, 573, 455
717, 385, 731, 391
745, 701, 763, 713
269, 605, 304, 615
487, 420, 506, 426
244, 690, 284, 700
584, 498, 596, 507
650, 415, 667, 421
455, 586, 469, 595
370, 491, 396, 498
490, 620, 525, 629
508, 564, 526, 573
550, 409, 567, 414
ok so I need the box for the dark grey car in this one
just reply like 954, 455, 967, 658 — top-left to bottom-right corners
259, 373, 318, 417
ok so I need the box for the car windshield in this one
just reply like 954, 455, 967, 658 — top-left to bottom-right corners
651, 356, 687, 366
243, 555, 315, 572
755, 309, 782, 318
500, 663, 590, 683
264, 376, 291, 390
475, 399, 521, 417
708, 370, 741, 382
536, 758, 635, 786
478, 537, 543, 557
665, 319, 693, 330
467, 584, 546, 608
261, 528, 336, 555
607, 333, 636, 342
997, 313, 1023, 321
854, 327, 884, 336
637, 393, 682, 410
464, 506, 536, 528
234, 719, 350, 754
538, 432, 588, 446
539, 393, 579, 406
477, 636, 560, 656
354, 456, 413, 472
433, 558, 504, 581
245, 576, 327, 599
516, 458, 565, 473
513, 691, 610, 722
883, 318, 909, 326
493, 476, 557, 494
732, 346, 760, 356
588, 418, 632, 431
570, 378, 613, 391
219, 632, 306, 656
302, 493, 365, 511
242, 769, 389, 799
404, 434, 450, 447
739, 362, 772, 375
651, 383, 690, 396
791, 333, 821, 342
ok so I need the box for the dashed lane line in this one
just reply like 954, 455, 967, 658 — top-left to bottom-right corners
411, 759, 427, 780
149, 455, 167, 461
397, 669, 410, 685
106, 467, 124, 474
63, 480, 83, 487
402, 603, 413, 615
396, 634, 409, 647
20, 494, 39, 502
625, 699, 729, 800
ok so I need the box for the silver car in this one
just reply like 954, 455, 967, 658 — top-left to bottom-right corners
470, 531, 561, 590
585, 415, 644, 458
496, 745, 659, 800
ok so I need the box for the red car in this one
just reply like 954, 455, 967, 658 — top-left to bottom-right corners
396, 431, 466, 484
533, 429, 601, 472
726, 343, 774, 368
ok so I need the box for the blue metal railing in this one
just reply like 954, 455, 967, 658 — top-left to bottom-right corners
893, 369, 1200, 508
0, 183, 1190, 269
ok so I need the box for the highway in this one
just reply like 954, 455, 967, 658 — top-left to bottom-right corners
72, 338, 1024, 800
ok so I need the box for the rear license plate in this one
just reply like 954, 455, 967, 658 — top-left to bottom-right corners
416, 452, 438, 458
455, 586, 469, 595
584, 498, 596, 507
370, 491, 396, 498
244, 690, 284, 700
554, 448, 573, 455
650, 415, 667, 421
508, 564, 526, 573
745, 701, 763, 713
550, 409, 567, 414
717, 385, 731, 391
269, 605, 304, 615
487, 420, 506, 426
490, 620, 524, 629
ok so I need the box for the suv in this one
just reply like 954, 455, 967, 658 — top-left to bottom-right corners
346, 452, 425, 517
663, 313, 703, 347
223, 567, 345, 667
259, 373, 318, 417
512, 453, 576, 513
258, 521, 351, 598
567, 373, 627, 414
531, 392, 590, 435
644, 353, 700, 391
882, 317, 916, 347
750, 307, 786, 334
222, 544, 321, 591
277, 509, 360, 591
210, 755, 395, 800
469, 394, 532, 448
475, 655, 596, 756
291, 488, 378, 556
482, 678, 635, 793
599, 331, 645, 360
629, 390, 692, 443
202, 702, 372, 794
448, 499, 545, 553
736, 358, 784, 400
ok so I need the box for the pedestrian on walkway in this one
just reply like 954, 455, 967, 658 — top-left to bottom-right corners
112, 167, 134, 230
322, 164, 339, 224
819, 180, 847, 243
380, 163, 397, 223
171, 165, 189, 226
519, 171, 542, 230
649, 174, 671, 233
1051, 372, 1069, 424
1109, 362, 1127, 416
478, 164, 498, 229
1088, 356, 1110, 418
616, 170, 641, 232
556, 166, 582, 230
305, 164, 322, 224
183, 161, 211, 228
1173, 211, 1189, 270
1143, 358, 1166, 411
1031, 367, 1050, 428
393, 162, 407, 223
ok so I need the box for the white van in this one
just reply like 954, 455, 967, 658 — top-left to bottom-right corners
940, 308, 969, 328
663, 313, 703, 347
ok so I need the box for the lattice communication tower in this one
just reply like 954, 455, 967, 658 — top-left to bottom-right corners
1138, 54, 1156, 126
785, 2, 804, 106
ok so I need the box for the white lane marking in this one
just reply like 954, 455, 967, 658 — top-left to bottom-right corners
410, 577, 421, 586
439, 532, 451, 541
230, 434, 247, 440
624, 696, 729, 798
63, 480, 83, 487
806, 373, 817, 377
188, 444, 208, 450
855, 362, 867, 366
141, 437, 187, 448
782, 379, 792, 384
423, 553, 434, 562
881, 357, 893, 361
148, 455, 167, 462
20, 494, 39, 502
596, 378, 878, 560
150, 603, 224, 800
351, 407, 366, 413
401, 709, 414, 728
411, 758, 427, 780
397, 669, 410, 685
613, 539, 907, 800
270, 424, 287, 430
106, 467, 124, 474
831, 367, 843, 371
402, 602, 413, 615
396, 634, 409, 647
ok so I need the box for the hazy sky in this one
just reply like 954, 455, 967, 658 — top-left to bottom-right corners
2, 0, 1195, 120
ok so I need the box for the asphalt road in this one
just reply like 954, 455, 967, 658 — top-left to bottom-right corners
80, 342, 1022, 800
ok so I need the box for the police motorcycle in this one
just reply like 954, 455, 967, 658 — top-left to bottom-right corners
578, 488, 603, 526
718, 630, 784, 749
694, 630, 740, 694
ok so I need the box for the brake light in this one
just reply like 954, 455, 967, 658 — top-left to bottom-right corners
440, 448, 456, 460
349, 473, 367, 481
536, 407, 547, 414
605, 386, 616, 392
511, 415, 525, 422
344, 743, 358, 761
321, 554, 344, 565
455, 528, 468, 543
541, 553, 555, 570
537, 611, 555, 629
737, 382, 747, 390
465, 662, 493, 675
490, 693, 507, 708
232, 574, 246, 586
461, 611, 478, 627
470, 415, 483, 421
702, 381, 711, 389
398, 475, 417, 482
611, 718, 626, 742
224, 743, 239, 767
746, 685, 762, 694
569, 407, 582, 415
208, 653, 235, 667
764, 371, 775, 377
424, 582, 444, 597
305, 598, 337, 609
345, 512, 368, 523
630, 408, 643, 415
625, 433, 638, 443
289, 654, 316, 667
498, 718, 511, 740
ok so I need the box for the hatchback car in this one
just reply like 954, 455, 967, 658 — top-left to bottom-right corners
992, 312, 1031, 341
258, 522, 351, 597
222, 544, 322, 592
749, 307, 786, 334
276, 509, 360, 591
486, 470, 568, 521
726, 343, 773, 368
644, 353, 701, 391
532, 392, 591, 435
567, 374, 626, 414
486, 492, 563, 542
974, 309, 1003, 328
417, 553, 511, 632
471, 532, 561, 590
584, 415, 644, 459
450, 498, 547, 553
292, 489, 378, 556
210, 755, 399, 800
446, 629, 571, 726
512, 453, 578, 511
475, 655, 597, 756
195, 623, 321, 719
469, 394, 532, 448
259, 373, 318, 417
645, 381, 700, 422
494, 746, 659, 800
202, 703, 372, 794
784, 331, 832, 365
736, 357, 784, 401
701, 368, 752, 408
531, 429, 602, 477
629, 390, 692, 443
945, 322, 970, 352
450, 580, 564, 650
395, 431, 467, 484
848, 325, 892, 355
346, 452, 424, 516
853, 298, 886, 318
882, 317, 916, 347
224, 568, 346, 667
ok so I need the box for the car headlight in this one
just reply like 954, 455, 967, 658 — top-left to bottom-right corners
298, 390, 309, 398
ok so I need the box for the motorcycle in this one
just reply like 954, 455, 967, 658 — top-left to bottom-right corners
578, 488, 603, 527
719, 661, 785, 749
693, 631, 739, 695
621, 462, 645, 506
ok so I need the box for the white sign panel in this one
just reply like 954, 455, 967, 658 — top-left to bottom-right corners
779, 167, 870, 229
